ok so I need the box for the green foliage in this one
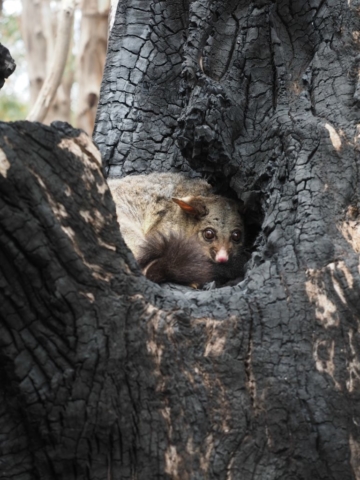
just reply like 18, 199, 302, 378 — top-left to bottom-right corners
0, 4, 29, 120
0, 9, 23, 63
0, 93, 27, 121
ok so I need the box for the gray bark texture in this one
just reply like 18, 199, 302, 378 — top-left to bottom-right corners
1, 1, 360, 480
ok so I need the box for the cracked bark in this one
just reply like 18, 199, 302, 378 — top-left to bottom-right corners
1, 1, 360, 479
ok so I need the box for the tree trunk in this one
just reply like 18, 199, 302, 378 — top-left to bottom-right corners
75, 0, 110, 135
1, 1, 360, 480
94, 0, 360, 477
21, 0, 73, 124
21, 0, 48, 107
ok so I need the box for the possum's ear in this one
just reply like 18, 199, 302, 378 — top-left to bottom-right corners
172, 196, 208, 218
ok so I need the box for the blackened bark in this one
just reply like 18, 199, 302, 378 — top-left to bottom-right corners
0, 121, 155, 479
93, 0, 360, 478
1, 1, 360, 480
0, 43, 16, 89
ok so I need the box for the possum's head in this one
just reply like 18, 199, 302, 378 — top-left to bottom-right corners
172, 195, 244, 264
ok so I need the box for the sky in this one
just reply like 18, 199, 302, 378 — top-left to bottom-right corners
3, 0, 21, 15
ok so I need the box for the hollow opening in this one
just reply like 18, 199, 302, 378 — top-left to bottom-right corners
108, 170, 265, 291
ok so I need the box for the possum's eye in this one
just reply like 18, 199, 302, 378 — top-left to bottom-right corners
203, 228, 216, 241
231, 230, 242, 243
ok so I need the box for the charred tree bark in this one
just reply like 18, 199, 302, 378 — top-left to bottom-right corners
0, 121, 144, 479
1, 1, 360, 480
0, 42, 16, 89
93, 0, 360, 478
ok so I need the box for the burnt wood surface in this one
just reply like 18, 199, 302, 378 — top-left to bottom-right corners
1, 0, 360, 479
93, 0, 360, 478
0, 43, 16, 89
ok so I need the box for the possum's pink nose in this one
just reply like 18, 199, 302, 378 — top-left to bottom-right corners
215, 248, 229, 263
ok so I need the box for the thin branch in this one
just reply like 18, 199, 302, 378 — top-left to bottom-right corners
26, 0, 76, 123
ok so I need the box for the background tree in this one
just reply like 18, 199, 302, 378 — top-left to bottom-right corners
75, 0, 109, 133
0, 0, 110, 132
22, 0, 110, 131
24, 0, 76, 124
1, 1, 360, 480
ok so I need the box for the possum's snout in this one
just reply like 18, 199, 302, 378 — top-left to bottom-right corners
215, 247, 229, 263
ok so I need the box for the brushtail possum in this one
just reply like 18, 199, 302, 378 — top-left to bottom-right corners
108, 172, 245, 286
